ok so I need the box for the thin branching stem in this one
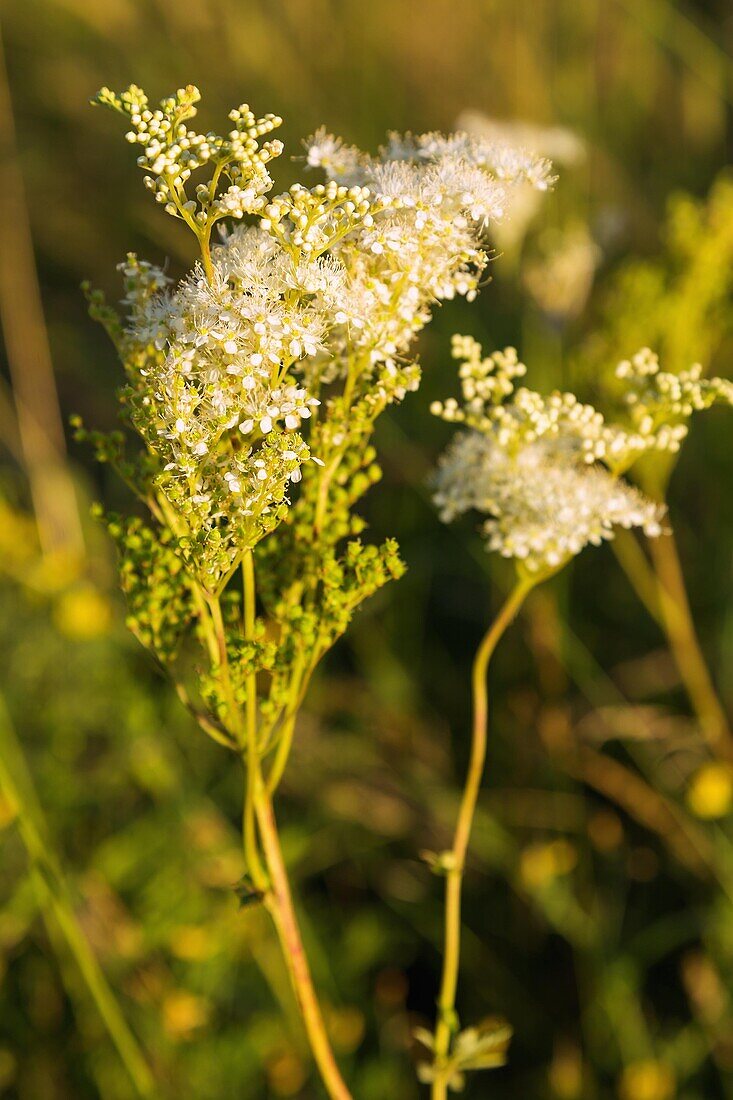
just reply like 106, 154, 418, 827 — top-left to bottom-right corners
431, 576, 535, 1099
241, 550, 267, 890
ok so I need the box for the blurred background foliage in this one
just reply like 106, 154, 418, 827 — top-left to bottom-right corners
1, 1, 733, 1097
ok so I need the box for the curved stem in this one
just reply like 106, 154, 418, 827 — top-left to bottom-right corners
204, 591, 243, 745
314, 452, 343, 535
173, 681, 238, 752
611, 529, 663, 624
431, 577, 534, 1099
40, 880, 158, 1099
238, 558, 347, 1095
255, 788, 353, 1100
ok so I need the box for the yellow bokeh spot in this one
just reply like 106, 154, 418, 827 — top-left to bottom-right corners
0, 1048, 16, 1089
162, 990, 209, 1040
520, 839, 577, 889
266, 1049, 307, 1097
327, 1005, 365, 1053
169, 925, 215, 962
549, 1041, 583, 1098
53, 584, 112, 640
687, 763, 733, 820
619, 1060, 675, 1100
198, 849, 245, 888
0, 792, 18, 831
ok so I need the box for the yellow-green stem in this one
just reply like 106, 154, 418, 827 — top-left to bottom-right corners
431, 578, 534, 1099
612, 528, 663, 625
312, 347, 378, 535
205, 591, 241, 731
648, 531, 732, 753
255, 787, 352, 1100
266, 711, 299, 798
198, 227, 215, 283
314, 452, 343, 535
266, 652, 319, 797
241, 551, 267, 889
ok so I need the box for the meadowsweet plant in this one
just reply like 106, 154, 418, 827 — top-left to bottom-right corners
419, 337, 732, 1098
77, 84, 554, 1098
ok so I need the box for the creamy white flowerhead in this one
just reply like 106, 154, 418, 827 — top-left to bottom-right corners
92, 85, 557, 589
429, 336, 733, 573
433, 430, 664, 571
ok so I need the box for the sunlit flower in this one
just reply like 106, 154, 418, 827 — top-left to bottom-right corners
94, 91, 557, 593
456, 111, 585, 253
431, 337, 676, 573
433, 430, 663, 571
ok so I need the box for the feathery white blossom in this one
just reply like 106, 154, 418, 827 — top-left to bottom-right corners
96, 86, 557, 588
299, 125, 555, 378
456, 111, 585, 253
430, 337, 683, 573
433, 431, 664, 570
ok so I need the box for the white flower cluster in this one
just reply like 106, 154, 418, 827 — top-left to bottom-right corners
618, 348, 733, 458
261, 181, 378, 259
119, 239, 329, 586
100, 87, 558, 587
307, 126, 556, 195
456, 111, 585, 254
163, 432, 312, 585
301, 126, 555, 379
431, 336, 673, 573
122, 240, 325, 467
432, 338, 733, 478
93, 84, 284, 225
433, 432, 664, 570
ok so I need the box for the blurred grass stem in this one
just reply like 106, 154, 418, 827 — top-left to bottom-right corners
614, 527, 731, 752
649, 530, 731, 751
0, 701, 157, 1099
0, 25, 84, 560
